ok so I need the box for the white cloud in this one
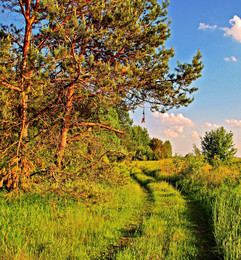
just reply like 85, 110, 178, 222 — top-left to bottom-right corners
224, 56, 238, 62
222, 15, 241, 43
205, 122, 221, 128
163, 128, 185, 139
191, 131, 200, 139
172, 126, 184, 133
225, 119, 241, 127
199, 23, 217, 31
152, 112, 195, 127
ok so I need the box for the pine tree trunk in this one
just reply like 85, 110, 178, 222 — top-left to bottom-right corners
17, 11, 35, 156
57, 85, 74, 168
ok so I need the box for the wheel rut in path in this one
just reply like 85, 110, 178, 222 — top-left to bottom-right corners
184, 197, 223, 260
143, 168, 223, 259
94, 172, 155, 260
95, 168, 223, 260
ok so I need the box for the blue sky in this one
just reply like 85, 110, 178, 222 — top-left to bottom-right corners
131, 0, 241, 156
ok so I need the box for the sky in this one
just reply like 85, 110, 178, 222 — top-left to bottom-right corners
130, 0, 241, 156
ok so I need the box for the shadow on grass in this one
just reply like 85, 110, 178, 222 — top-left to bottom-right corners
162, 176, 223, 260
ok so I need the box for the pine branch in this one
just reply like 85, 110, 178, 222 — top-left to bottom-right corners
0, 76, 21, 92
75, 122, 125, 134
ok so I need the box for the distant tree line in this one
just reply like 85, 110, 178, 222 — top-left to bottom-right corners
120, 117, 172, 161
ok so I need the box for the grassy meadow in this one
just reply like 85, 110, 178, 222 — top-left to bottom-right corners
0, 166, 146, 259
1, 158, 241, 259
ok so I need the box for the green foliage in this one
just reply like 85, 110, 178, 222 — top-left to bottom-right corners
150, 138, 172, 160
163, 140, 172, 158
201, 127, 237, 164
129, 125, 153, 160
193, 144, 201, 157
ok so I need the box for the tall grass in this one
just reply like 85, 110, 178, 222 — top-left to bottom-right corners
132, 159, 241, 259
171, 156, 241, 259
2, 159, 240, 259
0, 171, 146, 259
213, 186, 241, 259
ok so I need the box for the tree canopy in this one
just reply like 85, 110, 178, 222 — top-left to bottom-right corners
0, 0, 203, 192
201, 127, 237, 164
150, 138, 172, 160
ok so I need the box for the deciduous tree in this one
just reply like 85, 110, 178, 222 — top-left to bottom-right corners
150, 138, 172, 160
201, 127, 237, 164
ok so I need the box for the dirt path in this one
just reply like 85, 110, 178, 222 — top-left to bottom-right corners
131, 171, 223, 259
95, 168, 223, 259
144, 167, 223, 259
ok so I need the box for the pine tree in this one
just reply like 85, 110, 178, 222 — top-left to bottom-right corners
0, 0, 203, 191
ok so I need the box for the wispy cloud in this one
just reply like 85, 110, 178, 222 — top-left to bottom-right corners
198, 23, 217, 31
224, 56, 238, 62
199, 16, 241, 44
222, 15, 241, 43
225, 119, 241, 127
163, 128, 185, 139
152, 112, 195, 127
205, 122, 221, 128
191, 131, 200, 139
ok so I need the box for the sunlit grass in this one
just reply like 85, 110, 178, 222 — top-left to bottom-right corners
213, 186, 241, 259
132, 159, 241, 259
0, 177, 146, 259
116, 168, 198, 259
155, 157, 241, 260
1, 159, 240, 259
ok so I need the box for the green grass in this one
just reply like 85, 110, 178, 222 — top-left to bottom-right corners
2, 159, 240, 259
116, 168, 198, 259
126, 160, 241, 260
213, 186, 241, 259
164, 157, 241, 260
0, 176, 146, 259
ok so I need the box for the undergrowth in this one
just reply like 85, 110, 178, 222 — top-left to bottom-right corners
1, 158, 240, 259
